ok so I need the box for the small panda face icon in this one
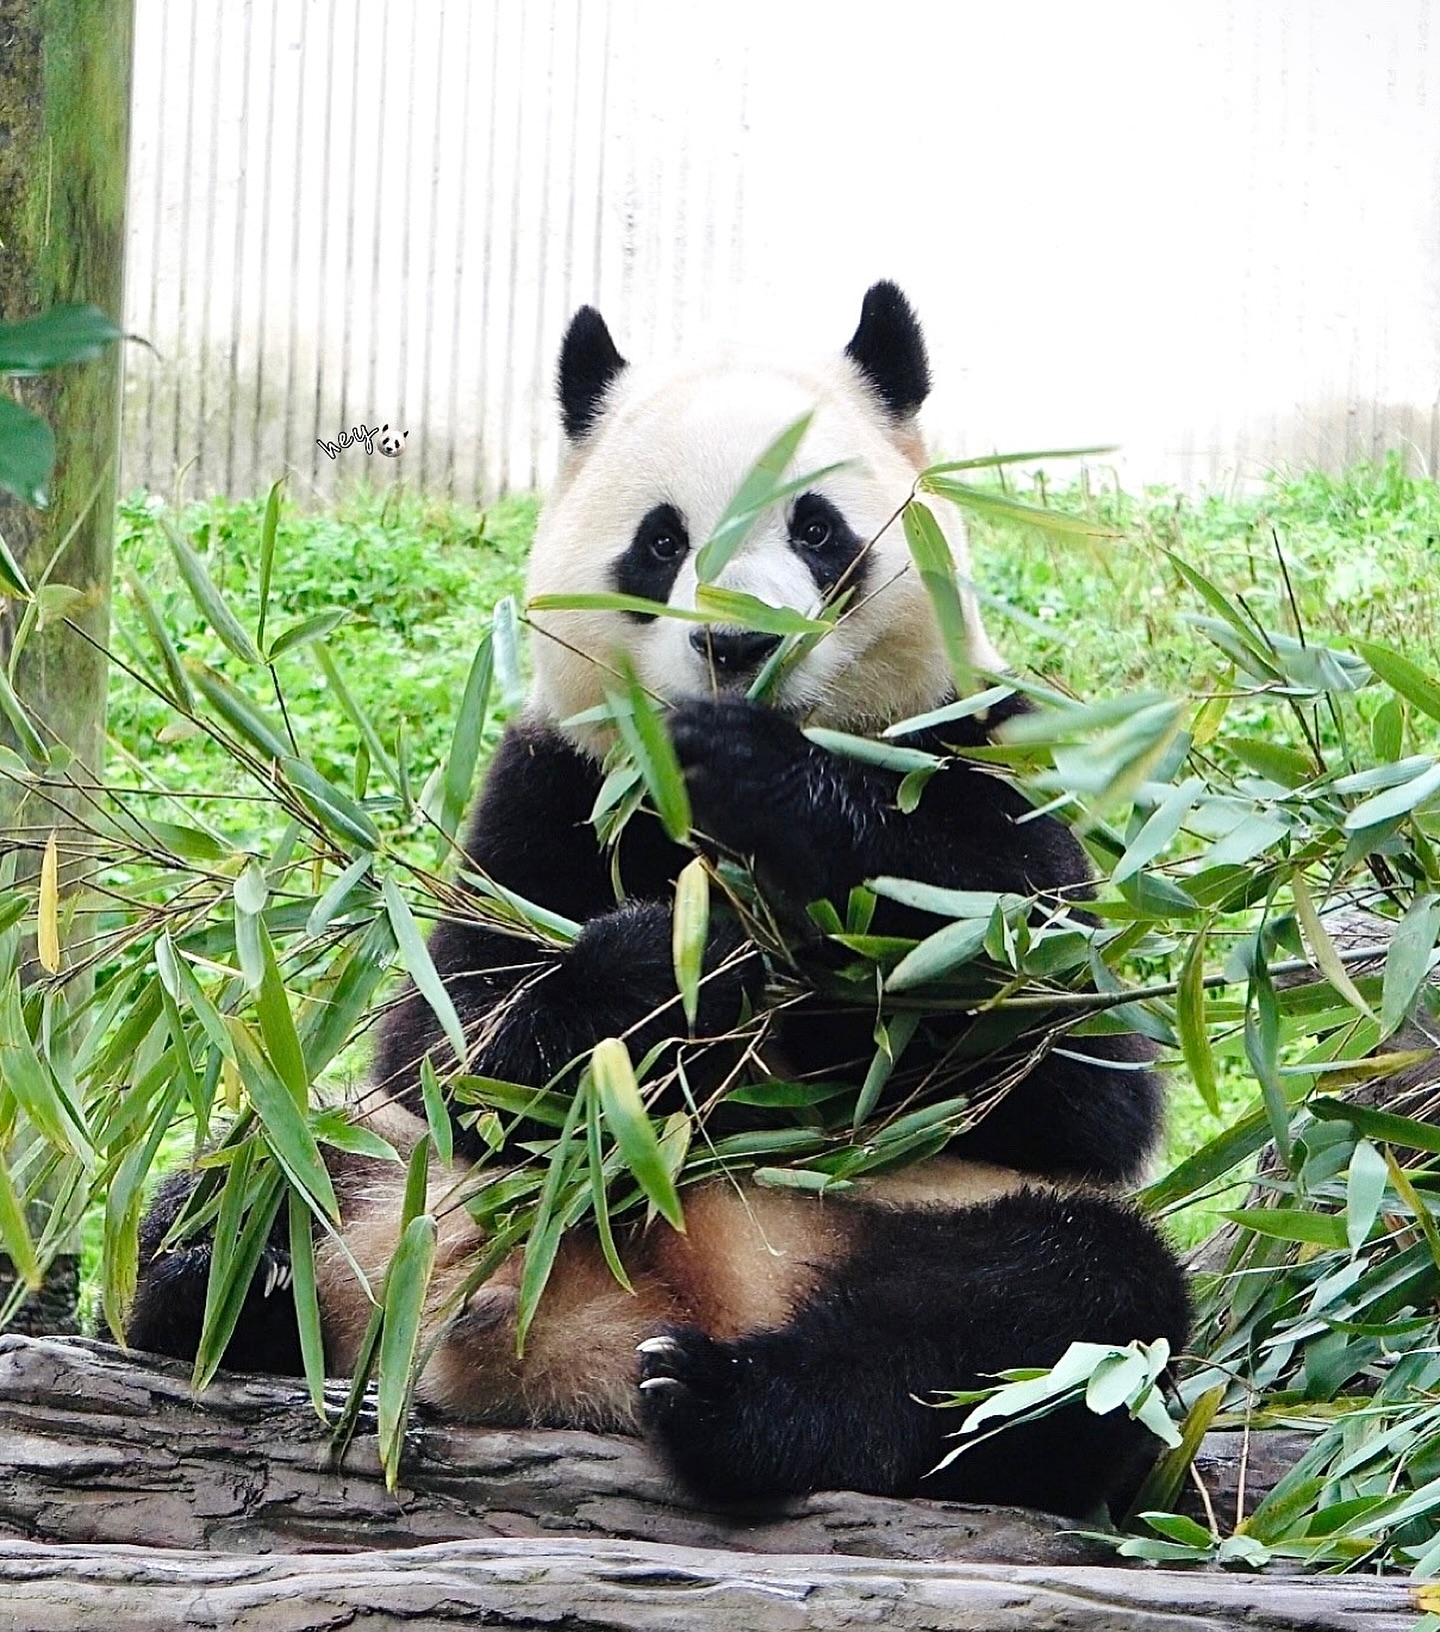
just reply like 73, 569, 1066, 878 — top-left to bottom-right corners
377, 424, 408, 457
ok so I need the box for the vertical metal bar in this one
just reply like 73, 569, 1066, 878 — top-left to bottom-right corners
444, 4, 477, 502
307, 0, 339, 486
416, 6, 447, 492
281, 0, 309, 477
171, 6, 200, 485
224, 0, 256, 495
336, 0, 364, 462
247, 0, 282, 494
194, 2, 227, 492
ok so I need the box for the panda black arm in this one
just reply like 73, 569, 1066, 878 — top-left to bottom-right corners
374, 722, 759, 1156
670, 695, 1161, 1183
669, 694, 1089, 921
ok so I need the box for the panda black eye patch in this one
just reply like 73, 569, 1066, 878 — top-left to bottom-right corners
611, 503, 690, 618
789, 492, 869, 597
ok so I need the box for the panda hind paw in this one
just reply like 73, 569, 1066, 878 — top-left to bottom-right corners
635, 1324, 741, 1420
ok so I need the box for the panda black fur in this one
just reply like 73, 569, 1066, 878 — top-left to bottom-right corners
128, 283, 1189, 1516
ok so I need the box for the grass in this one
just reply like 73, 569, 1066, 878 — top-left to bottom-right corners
101, 455, 1440, 1257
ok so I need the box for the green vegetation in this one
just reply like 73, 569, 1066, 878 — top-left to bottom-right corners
2, 453, 1438, 1569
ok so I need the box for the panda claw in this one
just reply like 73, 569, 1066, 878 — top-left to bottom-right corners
639, 1375, 687, 1393
637, 1335, 683, 1357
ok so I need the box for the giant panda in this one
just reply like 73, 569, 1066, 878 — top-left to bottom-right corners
128, 282, 1189, 1517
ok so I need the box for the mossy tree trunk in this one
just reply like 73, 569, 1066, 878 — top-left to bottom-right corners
0, 0, 134, 1332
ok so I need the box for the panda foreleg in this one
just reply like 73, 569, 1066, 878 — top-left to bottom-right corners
637, 1190, 1190, 1514
377, 901, 761, 1154
126, 1168, 303, 1374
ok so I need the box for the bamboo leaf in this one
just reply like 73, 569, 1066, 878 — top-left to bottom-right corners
802, 728, 943, 773
0, 656, 48, 761
0, 976, 90, 1156
256, 478, 283, 650
530, 591, 713, 623
225, 1017, 338, 1221
232, 859, 267, 991
612, 668, 691, 843
418, 1055, 455, 1165
592, 1036, 684, 1231
492, 595, 525, 713
1381, 892, 1440, 1038
305, 852, 375, 937
902, 499, 971, 694
1176, 918, 1218, 1116
382, 877, 468, 1067
435, 631, 494, 845
1343, 760, 1440, 831
1219, 1207, 1348, 1248
194, 1160, 285, 1389
0, 1158, 40, 1289
920, 474, 1120, 538
922, 445, 1117, 474
671, 857, 709, 1030
1114, 778, 1204, 884
255, 919, 308, 1106
188, 661, 290, 761
163, 520, 263, 665
288, 1190, 328, 1420
694, 412, 813, 582
313, 643, 402, 797
376, 1213, 438, 1488
36, 829, 60, 973
886, 919, 990, 991
0, 527, 29, 598
123, 565, 194, 707
586, 1082, 634, 1293
265, 608, 349, 661
281, 755, 381, 850
692, 585, 829, 636
1345, 1139, 1389, 1255
1353, 637, 1440, 724
1291, 873, 1376, 1020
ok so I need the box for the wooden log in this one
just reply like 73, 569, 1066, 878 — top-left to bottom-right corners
0, 1333, 1104, 1563
0, 1536, 1417, 1631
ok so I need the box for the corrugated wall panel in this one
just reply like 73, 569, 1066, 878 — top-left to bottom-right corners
119, 0, 1440, 503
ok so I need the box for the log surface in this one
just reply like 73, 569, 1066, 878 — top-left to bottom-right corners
0, 1333, 1102, 1562
0, 1536, 1417, 1631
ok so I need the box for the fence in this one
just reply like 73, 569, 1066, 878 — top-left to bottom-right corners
119, 1, 1440, 504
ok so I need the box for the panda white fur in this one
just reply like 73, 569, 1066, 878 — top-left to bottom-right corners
129, 283, 1188, 1515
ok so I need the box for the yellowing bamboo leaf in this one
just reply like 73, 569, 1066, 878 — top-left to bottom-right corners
37, 829, 59, 973
1292, 872, 1376, 1020
671, 857, 709, 1030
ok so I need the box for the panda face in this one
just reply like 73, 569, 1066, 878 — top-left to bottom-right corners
526, 288, 1003, 750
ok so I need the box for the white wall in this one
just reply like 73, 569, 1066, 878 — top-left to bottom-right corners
120, 0, 1440, 502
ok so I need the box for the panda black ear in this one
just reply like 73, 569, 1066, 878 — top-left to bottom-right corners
844, 281, 930, 420
557, 306, 628, 440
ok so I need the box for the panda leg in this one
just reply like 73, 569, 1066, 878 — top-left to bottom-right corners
637, 1189, 1189, 1515
126, 1169, 304, 1375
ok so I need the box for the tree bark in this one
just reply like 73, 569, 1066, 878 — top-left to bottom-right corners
0, 1334, 1107, 1564
0, 1536, 1416, 1632
0, 0, 135, 1334
0, 1336, 1393, 1630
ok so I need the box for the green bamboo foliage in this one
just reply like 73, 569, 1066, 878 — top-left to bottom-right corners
0, 451, 1438, 1572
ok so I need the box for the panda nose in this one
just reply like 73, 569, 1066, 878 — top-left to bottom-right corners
689, 626, 782, 674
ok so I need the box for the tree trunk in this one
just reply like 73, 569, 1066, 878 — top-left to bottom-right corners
0, 1336, 1397, 1630
0, 1537, 1415, 1631
0, 0, 134, 1332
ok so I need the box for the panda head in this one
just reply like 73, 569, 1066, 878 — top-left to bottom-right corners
525, 282, 1004, 753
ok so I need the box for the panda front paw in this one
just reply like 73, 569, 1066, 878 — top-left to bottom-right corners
668, 696, 817, 860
